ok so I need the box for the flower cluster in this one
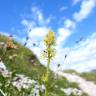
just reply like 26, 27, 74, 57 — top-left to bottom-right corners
12, 74, 37, 91
0, 60, 12, 78
42, 31, 56, 60
6, 37, 17, 49
61, 88, 83, 96
0, 60, 45, 96
44, 30, 55, 47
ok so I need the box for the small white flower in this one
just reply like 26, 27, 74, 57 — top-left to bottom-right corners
0, 60, 6, 70
62, 88, 83, 96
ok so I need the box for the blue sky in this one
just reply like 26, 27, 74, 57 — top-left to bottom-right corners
0, 0, 96, 72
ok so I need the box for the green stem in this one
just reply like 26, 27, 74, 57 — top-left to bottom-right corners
0, 89, 6, 96
45, 48, 50, 96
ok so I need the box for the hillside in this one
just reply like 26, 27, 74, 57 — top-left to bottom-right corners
0, 34, 46, 80
0, 34, 96, 96
80, 72, 96, 84
64, 69, 96, 84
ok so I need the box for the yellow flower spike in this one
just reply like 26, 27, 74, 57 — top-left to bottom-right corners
42, 30, 56, 96
44, 30, 55, 47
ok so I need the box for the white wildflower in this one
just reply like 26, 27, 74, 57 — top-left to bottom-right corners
61, 87, 83, 96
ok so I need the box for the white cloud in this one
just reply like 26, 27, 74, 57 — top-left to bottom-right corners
54, 32, 96, 72
31, 6, 43, 22
37, 11, 43, 22
45, 15, 56, 24
73, 0, 96, 22
21, 6, 45, 27
72, 0, 81, 5
28, 27, 48, 38
21, 19, 29, 26
22, 6, 56, 28
26, 27, 49, 48
56, 28, 71, 47
21, 19, 36, 29
64, 19, 76, 29
60, 6, 68, 12
36, 11, 44, 25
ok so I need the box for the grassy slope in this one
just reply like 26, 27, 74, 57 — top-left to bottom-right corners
0, 34, 46, 80
80, 72, 96, 84
64, 69, 96, 84
0, 34, 88, 96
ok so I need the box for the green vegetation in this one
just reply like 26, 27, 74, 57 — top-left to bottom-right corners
64, 69, 78, 75
64, 69, 96, 84
0, 33, 89, 96
0, 34, 46, 80
80, 72, 96, 84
